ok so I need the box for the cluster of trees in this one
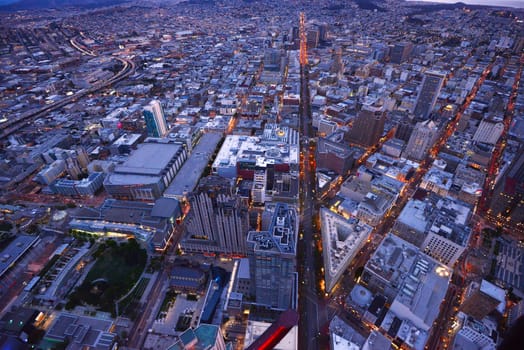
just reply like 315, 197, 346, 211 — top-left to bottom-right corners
66, 239, 146, 315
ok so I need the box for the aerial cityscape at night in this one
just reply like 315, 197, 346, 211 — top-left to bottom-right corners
0, 0, 523, 349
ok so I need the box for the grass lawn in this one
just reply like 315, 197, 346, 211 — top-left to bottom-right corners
66, 239, 147, 315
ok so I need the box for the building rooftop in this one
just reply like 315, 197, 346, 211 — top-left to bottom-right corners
237, 258, 250, 280
168, 324, 222, 350
247, 203, 298, 256
244, 321, 298, 350
0, 234, 40, 278
317, 137, 354, 158
396, 199, 430, 234
397, 194, 471, 246
69, 198, 177, 250
150, 197, 181, 218
480, 279, 506, 314
374, 235, 452, 331
422, 166, 454, 191
212, 133, 299, 174
380, 312, 427, 350
44, 313, 115, 350
164, 132, 222, 199
365, 234, 420, 291
363, 331, 392, 350
113, 142, 183, 176
349, 285, 374, 309
111, 133, 141, 146
329, 315, 366, 350
320, 208, 371, 292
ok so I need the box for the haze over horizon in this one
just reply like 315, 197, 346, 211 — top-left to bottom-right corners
408, 0, 524, 8
0, 0, 523, 8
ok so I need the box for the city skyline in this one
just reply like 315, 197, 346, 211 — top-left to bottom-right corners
0, 0, 523, 350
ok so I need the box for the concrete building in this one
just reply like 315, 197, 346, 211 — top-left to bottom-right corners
69, 198, 181, 252
212, 125, 299, 180
34, 159, 66, 185
488, 148, 524, 236
247, 203, 298, 310
461, 280, 506, 320
393, 194, 471, 267
163, 132, 222, 201
232, 258, 251, 296
170, 263, 207, 293
365, 153, 415, 183
243, 321, 298, 350
109, 133, 142, 155
320, 208, 371, 293
168, 324, 226, 350
381, 138, 405, 158
472, 117, 504, 145
51, 172, 105, 196
0, 235, 40, 279
44, 313, 116, 350
354, 191, 394, 226
252, 170, 267, 204
346, 110, 385, 148
329, 316, 367, 350
413, 71, 445, 120
453, 314, 497, 350
316, 137, 355, 176
379, 310, 428, 349
362, 234, 452, 336
103, 141, 187, 200
420, 166, 454, 197
250, 166, 299, 206
318, 118, 338, 137
403, 120, 439, 161
361, 234, 452, 317
182, 175, 249, 255
143, 100, 169, 137
453, 162, 485, 205
389, 42, 413, 64
339, 176, 372, 203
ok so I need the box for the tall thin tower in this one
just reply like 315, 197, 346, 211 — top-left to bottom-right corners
143, 100, 168, 137
299, 12, 308, 66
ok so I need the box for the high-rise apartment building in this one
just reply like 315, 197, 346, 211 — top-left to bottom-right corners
413, 71, 446, 120
403, 120, 439, 161
182, 175, 249, 255
247, 203, 298, 310
143, 100, 168, 137
346, 110, 386, 147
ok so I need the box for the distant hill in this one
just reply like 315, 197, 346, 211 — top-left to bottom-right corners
406, 1, 496, 13
0, 0, 130, 11
354, 0, 386, 11
322, 0, 386, 12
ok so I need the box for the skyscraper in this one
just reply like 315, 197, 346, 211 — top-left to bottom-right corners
389, 42, 413, 64
143, 100, 168, 137
488, 148, 524, 235
247, 203, 298, 310
403, 120, 439, 161
346, 109, 386, 147
182, 175, 249, 255
413, 71, 446, 120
